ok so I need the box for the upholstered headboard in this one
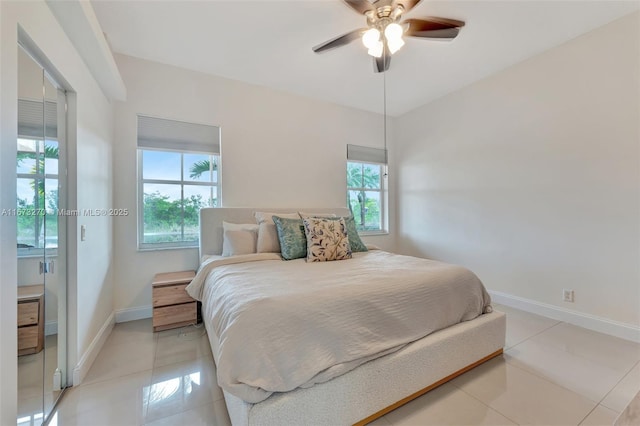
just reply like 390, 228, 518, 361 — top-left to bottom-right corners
199, 207, 352, 260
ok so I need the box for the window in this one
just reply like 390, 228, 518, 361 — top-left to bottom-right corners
346, 144, 387, 233
137, 116, 220, 249
17, 138, 59, 252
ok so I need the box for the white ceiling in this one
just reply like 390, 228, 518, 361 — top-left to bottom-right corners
92, 0, 639, 116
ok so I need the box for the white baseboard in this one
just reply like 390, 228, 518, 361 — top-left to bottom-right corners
115, 305, 152, 323
45, 320, 57, 336
72, 311, 115, 386
489, 290, 640, 343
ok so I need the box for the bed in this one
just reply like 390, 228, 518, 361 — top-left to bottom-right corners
191, 207, 506, 425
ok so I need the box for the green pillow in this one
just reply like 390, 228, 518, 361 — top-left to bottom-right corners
310, 216, 368, 253
272, 216, 307, 260
342, 216, 368, 253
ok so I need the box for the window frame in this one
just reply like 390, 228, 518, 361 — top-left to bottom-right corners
137, 147, 220, 250
346, 160, 388, 235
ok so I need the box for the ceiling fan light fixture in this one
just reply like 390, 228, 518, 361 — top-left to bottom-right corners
384, 22, 405, 54
387, 36, 405, 54
368, 41, 384, 58
384, 22, 404, 41
312, 0, 465, 72
362, 28, 381, 49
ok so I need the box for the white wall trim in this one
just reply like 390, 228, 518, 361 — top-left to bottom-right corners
490, 290, 640, 343
72, 311, 115, 385
45, 320, 57, 336
45, 0, 126, 101
115, 305, 152, 323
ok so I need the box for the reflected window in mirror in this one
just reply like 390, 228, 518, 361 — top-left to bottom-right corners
16, 137, 59, 256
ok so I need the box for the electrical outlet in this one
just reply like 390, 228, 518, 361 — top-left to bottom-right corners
563, 289, 574, 303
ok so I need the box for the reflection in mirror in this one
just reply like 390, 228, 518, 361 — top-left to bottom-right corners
17, 44, 45, 426
17, 43, 68, 426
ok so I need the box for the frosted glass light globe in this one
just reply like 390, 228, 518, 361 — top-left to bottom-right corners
384, 23, 405, 54
362, 28, 381, 49
384, 23, 403, 41
368, 41, 383, 58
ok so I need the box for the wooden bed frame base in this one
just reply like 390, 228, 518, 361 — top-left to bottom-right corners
353, 348, 504, 426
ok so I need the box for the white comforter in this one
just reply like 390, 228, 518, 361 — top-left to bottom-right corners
186, 250, 492, 403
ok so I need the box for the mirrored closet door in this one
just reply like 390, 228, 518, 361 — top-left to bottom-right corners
17, 43, 68, 426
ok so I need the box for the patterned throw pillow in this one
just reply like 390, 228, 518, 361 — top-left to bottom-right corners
302, 217, 353, 262
272, 216, 307, 260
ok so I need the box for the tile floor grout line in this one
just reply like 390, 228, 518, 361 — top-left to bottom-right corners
503, 323, 639, 411
456, 383, 521, 425
143, 398, 224, 426
501, 355, 602, 408
77, 365, 155, 389
51, 368, 154, 422
454, 357, 598, 425
576, 403, 600, 426
596, 358, 639, 411
505, 319, 563, 351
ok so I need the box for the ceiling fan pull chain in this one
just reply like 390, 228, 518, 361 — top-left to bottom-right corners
383, 63, 388, 177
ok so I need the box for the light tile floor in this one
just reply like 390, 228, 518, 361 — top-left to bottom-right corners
48, 305, 640, 426
18, 334, 62, 426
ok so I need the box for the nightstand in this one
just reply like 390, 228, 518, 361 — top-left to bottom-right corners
152, 270, 197, 332
18, 284, 45, 356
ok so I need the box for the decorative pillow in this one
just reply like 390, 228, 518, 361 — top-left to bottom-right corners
254, 212, 299, 253
222, 222, 259, 256
272, 216, 307, 260
223, 230, 257, 256
341, 216, 368, 253
302, 217, 352, 262
299, 214, 367, 253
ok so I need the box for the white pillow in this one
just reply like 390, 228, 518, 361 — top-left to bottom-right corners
223, 230, 257, 256
254, 212, 298, 253
254, 211, 298, 225
222, 222, 259, 256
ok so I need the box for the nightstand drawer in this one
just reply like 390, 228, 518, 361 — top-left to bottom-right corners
153, 302, 197, 329
18, 325, 39, 350
153, 283, 193, 307
18, 302, 39, 326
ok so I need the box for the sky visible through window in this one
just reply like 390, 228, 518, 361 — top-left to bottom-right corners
143, 150, 217, 201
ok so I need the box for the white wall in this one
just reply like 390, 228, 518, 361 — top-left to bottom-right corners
0, 2, 115, 423
0, 2, 17, 423
394, 13, 639, 332
112, 54, 396, 318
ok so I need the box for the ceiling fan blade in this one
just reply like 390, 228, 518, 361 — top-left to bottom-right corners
407, 27, 460, 40
312, 28, 366, 53
393, 0, 423, 13
373, 48, 391, 73
404, 17, 465, 39
342, 0, 377, 15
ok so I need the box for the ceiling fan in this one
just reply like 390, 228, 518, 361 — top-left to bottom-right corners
312, 0, 465, 73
